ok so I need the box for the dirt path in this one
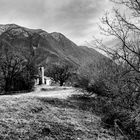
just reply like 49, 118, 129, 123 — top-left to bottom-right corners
32, 85, 77, 99
0, 85, 80, 99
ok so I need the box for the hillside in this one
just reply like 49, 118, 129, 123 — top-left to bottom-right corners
0, 87, 113, 140
0, 24, 106, 68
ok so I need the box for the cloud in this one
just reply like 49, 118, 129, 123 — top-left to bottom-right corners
45, 0, 111, 34
0, 0, 112, 44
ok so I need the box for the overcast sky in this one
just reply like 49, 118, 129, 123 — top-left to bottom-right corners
0, 0, 113, 45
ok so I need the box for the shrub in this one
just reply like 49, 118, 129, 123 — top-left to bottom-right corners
101, 109, 140, 140
74, 59, 140, 139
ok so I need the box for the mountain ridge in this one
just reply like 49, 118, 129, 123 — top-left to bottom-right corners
0, 24, 106, 68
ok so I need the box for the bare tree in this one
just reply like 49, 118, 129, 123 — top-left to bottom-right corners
93, 0, 140, 95
95, 0, 140, 71
46, 63, 72, 86
92, 1, 140, 139
0, 47, 25, 92
0, 25, 39, 93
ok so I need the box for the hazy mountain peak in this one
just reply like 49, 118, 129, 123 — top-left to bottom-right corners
0, 24, 19, 34
0, 23, 19, 28
50, 32, 64, 41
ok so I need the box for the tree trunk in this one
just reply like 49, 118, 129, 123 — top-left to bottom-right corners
5, 79, 12, 93
60, 81, 64, 86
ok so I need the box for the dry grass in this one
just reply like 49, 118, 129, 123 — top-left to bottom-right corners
0, 92, 113, 140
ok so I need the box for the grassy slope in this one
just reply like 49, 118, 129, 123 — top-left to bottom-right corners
0, 92, 113, 140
